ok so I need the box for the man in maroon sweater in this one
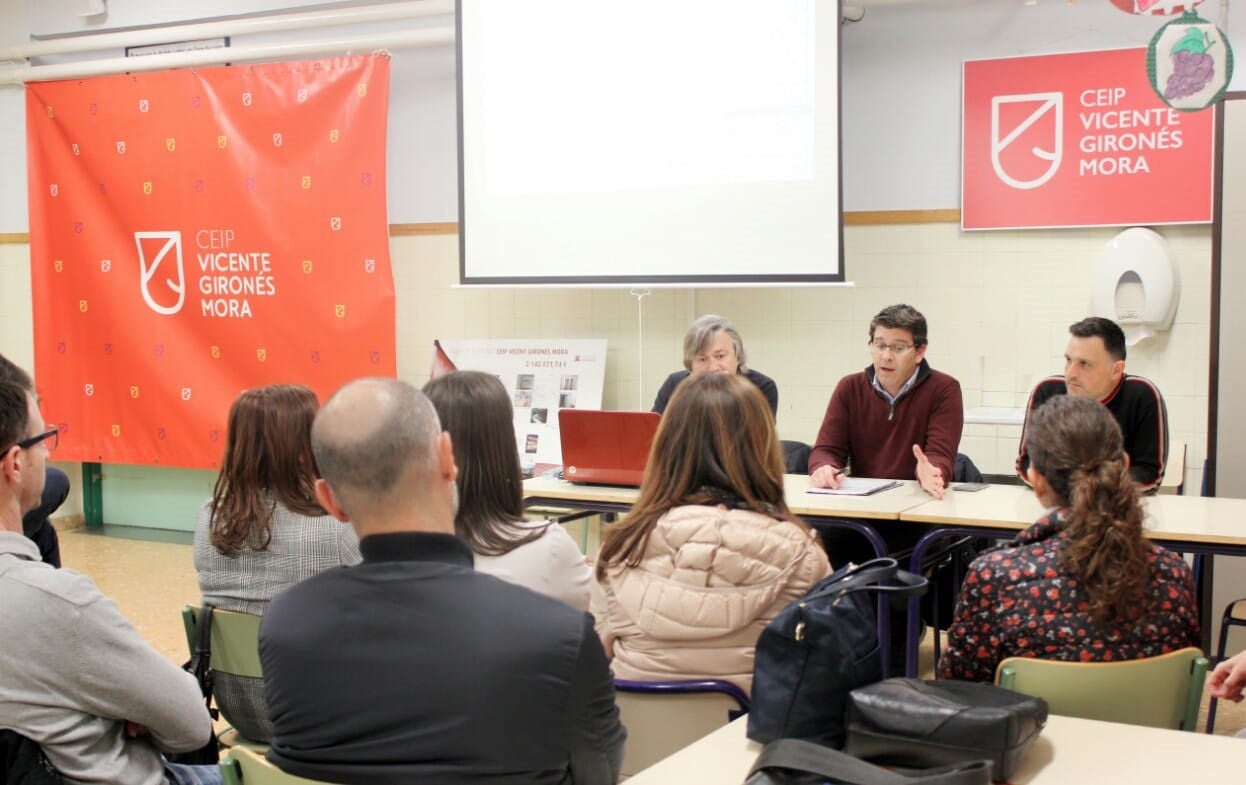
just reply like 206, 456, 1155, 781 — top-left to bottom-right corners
809, 304, 964, 568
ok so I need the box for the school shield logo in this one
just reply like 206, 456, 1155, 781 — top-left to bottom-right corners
990, 92, 1063, 190
134, 231, 186, 315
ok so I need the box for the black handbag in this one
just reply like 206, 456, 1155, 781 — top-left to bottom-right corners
165, 606, 219, 765
745, 738, 992, 785
843, 679, 1047, 782
747, 558, 928, 749
0, 730, 65, 785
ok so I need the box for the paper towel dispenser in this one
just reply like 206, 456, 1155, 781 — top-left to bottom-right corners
1091, 227, 1180, 346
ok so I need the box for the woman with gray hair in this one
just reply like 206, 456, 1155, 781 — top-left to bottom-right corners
651, 314, 778, 416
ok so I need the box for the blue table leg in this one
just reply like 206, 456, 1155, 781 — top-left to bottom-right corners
905, 526, 980, 678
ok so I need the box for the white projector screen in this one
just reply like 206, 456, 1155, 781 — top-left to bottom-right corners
456, 0, 843, 285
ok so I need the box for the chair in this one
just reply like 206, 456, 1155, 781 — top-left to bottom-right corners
1158, 439, 1187, 495
952, 452, 984, 484
183, 605, 267, 749
781, 440, 811, 475
996, 647, 1208, 731
613, 679, 750, 776
220, 746, 329, 784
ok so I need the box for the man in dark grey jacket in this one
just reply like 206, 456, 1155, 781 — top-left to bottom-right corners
261, 378, 626, 784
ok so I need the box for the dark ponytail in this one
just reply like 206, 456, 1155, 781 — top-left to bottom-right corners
1025, 395, 1147, 625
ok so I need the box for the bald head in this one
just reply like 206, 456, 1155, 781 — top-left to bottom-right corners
312, 378, 444, 523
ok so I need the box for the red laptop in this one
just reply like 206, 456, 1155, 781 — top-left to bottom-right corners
558, 409, 661, 486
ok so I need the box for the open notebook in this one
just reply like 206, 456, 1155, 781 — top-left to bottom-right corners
806, 478, 901, 496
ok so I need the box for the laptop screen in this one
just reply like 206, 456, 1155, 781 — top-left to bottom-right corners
558, 409, 661, 487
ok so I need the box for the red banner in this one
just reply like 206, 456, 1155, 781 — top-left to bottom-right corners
26, 55, 396, 469
962, 48, 1214, 230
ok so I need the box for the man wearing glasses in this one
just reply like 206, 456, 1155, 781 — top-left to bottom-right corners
0, 380, 220, 785
1, 354, 70, 566
810, 303, 964, 502
809, 303, 965, 583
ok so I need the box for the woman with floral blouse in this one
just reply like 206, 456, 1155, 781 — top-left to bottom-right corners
939, 394, 1198, 682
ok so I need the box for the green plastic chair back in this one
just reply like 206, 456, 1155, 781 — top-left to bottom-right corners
184, 605, 264, 678
996, 646, 1208, 731
182, 604, 268, 751
220, 746, 329, 785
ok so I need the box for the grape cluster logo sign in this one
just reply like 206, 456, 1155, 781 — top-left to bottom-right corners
962, 48, 1213, 229
1146, 10, 1234, 112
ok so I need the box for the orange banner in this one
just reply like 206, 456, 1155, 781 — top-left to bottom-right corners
26, 55, 396, 469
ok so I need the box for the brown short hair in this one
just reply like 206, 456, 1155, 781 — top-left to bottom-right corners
0, 355, 33, 392
869, 304, 928, 347
423, 371, 547, 556
209, 384, 325, 555
0, 381, 31, 453
597, 372, 801, 578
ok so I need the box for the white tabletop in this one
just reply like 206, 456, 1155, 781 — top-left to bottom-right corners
784, 475, 933, 521
523, 474, 934, 522
899, 484, 1246, 550
522, 474, 640, 507
624, 714, 1246, 785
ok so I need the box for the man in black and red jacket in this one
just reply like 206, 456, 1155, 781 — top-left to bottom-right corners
1016, 317, 1168, 494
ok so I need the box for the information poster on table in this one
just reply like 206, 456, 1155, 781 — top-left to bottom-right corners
432, 339, 607, 465
962, 47, 1214, 229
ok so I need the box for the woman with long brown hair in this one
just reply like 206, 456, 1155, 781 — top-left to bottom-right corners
595, 372, 830, 693
193, 384, 360, 741
423, 370, 592, 610
939, 394, 1198, 682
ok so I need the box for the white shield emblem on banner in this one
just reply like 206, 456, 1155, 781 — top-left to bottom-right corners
990, 92, 1063, 190
297, 88, 308, 103
139, 99, 149, 113
116, 141, 126, 154
273, 133, 283, 147
134, 231, 186, 315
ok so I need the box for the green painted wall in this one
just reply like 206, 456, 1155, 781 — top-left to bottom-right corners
100, 465, 215, 531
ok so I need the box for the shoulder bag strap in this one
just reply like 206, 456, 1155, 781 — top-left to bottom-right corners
746, 739, 992, 785
802, 559, 900, 602
840, 569, 929, 601
191, 605, 218, 718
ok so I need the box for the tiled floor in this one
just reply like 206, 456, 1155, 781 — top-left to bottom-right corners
56, 523, 1246, 738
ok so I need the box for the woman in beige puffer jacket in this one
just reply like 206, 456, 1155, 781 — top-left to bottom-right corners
594, 372, 832, 694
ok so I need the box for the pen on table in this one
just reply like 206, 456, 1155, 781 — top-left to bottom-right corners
832, 467, 846, 478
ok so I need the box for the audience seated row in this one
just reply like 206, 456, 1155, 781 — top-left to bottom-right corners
0, 300, 1200, 784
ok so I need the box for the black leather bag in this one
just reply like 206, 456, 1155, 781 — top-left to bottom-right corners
747, 559, 927, 749
166, 606, 219, 766
0, 730, 65, 785
843, 679, 1047, 782
745, 738, 992, 785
